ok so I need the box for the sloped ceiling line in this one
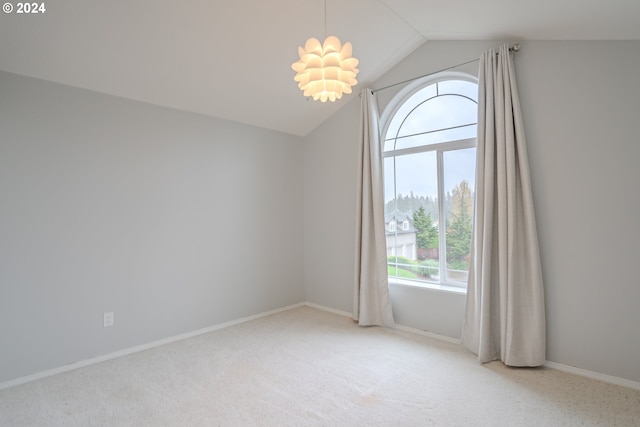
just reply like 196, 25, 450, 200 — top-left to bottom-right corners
1, 0, 638, 136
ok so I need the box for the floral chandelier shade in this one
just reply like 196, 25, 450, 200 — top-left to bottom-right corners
291, 27, 359, 102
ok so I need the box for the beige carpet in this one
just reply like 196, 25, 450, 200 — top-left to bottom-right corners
1, 306, 639, 426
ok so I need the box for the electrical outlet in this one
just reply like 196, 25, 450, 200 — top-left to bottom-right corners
103, 312, 114, 327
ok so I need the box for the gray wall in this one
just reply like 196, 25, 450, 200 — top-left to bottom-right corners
303, 98, 360, 312
303, 40, 640, 383
517, 41, 640, 382
0, 71, 304, 383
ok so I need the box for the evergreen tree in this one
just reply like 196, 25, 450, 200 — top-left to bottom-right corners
412, 207, 438, 249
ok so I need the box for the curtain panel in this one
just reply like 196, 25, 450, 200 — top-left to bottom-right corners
462, 45, 546, 366
353, 89, 395, 327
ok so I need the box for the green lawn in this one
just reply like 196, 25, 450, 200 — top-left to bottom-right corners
388, 266, 418, 279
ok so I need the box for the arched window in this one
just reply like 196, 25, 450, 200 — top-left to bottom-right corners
382, 72, 477, 289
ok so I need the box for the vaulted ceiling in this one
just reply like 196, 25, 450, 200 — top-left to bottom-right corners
1, 0, 639, 136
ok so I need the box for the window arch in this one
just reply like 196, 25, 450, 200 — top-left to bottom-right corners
382, 72, 477, 289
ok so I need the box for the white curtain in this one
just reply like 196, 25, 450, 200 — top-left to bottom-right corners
462, 45, 546, 366
353, 89, 395, 327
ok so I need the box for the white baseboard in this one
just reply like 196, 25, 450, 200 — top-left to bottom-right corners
0, 302, 305, 391
304, 302, 640, 391
303, 301, 353, 318
3, 301, 639, 393
303, 301, 462, 345
544, 360, 640, 391
391, 323, 462, 345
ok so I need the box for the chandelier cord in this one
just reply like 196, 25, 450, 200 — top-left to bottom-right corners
324, 0, 327, 39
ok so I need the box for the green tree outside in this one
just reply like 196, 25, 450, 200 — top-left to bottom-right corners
412, 207, 438, 250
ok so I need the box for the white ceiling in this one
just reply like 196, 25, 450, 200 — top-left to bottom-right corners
1, 0, 639, 136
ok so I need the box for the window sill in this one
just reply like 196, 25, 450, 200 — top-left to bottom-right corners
388, 278, 467, 295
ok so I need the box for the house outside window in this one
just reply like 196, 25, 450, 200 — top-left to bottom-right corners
382, 73, 477, 290
385, 214, 416, 260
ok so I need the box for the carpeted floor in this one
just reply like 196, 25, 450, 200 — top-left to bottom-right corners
1, 306, 639, 426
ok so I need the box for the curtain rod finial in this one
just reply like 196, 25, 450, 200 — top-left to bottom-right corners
510, 43, 521, 52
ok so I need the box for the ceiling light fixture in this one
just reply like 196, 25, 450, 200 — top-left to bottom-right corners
291, 0, 359, 102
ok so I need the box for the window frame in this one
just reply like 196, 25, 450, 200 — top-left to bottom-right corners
380, 71, 478, 293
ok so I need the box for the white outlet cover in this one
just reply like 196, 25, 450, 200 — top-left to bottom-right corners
103, 312, 114, 327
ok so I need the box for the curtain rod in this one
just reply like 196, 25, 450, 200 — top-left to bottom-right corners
371, 43, 521, 94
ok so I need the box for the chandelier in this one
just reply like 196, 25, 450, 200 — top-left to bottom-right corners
291, 2, 359, 102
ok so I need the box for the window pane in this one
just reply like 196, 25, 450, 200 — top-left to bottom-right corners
443, 148, 476, 284
437, 80, 478, 101
385, 94, 477, 151
384, 152, 440, 281
385, 84, 438, 142
385, 124, 477, 152
398, 95, 476, 138
383, 78, 477, 290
